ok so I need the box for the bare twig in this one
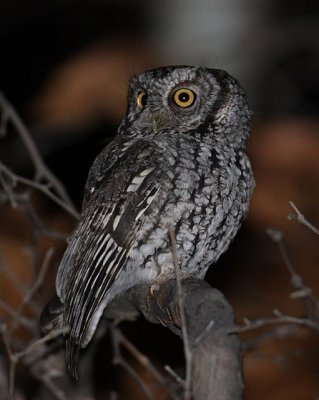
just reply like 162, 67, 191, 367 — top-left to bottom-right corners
111, 325, 156, 400
110, 324, 180, 400
117, 327, 168, 387
0, 91, 77, 214
266, 228, 319, 316
38, 374, 69, 400
0, 251, 30, 299
242, 324, 304, 352
288, 201, 319, 236
1, 321, 69, 400
15, 326, 69, 360
0, 94, 83, 399
0, 298, 35, 329
0, 323, 17, 400
23, 199, 68, 241
235, 308, 319, 334
168, 225, 192, 400
9, 247, 55, 334
0, 161, 79, 218
164, 365, 185, 387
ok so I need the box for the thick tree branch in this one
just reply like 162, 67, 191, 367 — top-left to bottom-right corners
121, 277, 243, 400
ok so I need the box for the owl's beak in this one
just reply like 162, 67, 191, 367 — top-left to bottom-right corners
138, 112, 167, 133
152, 117, 161, 133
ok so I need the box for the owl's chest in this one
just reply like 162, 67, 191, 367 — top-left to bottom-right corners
160, 140, 237, 207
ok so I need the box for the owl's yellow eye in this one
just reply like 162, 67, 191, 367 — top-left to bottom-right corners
173, 88, 196, 108
137, 91, 147, 109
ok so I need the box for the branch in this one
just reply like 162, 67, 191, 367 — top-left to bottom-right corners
235, 308, 319, 334
9, 247, 55, 334
168, 225, 192, 400
0, 92, 76, 212
0, 161, 79, 219
266, 228, 319, 316
109, 323, 181, 400
288, 200, 319, 236
0, 92, 79, 219
111, 325, 156, 400
123, 278, 243, 400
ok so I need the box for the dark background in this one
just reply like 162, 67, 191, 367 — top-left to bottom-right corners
1, 1, 319, 399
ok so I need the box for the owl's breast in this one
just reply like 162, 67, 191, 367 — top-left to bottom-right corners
128, 133, 253, 279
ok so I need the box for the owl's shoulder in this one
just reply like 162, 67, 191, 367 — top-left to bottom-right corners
83, 133, 162, 208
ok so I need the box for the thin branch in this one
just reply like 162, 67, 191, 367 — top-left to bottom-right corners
38, 374, 69, 400
0, 323, 17, 400
0, 91, 76, 211
235, 309, 319, 334
0, 252, 29, 298
288, 200, 319, 236
118, 328, 168, 388
0, 167, 17, 207
0, 299, 35, 330
193, 320, 215, 346
23, 200, 68, 241
0, 161, 79, 218
1, 321, 69, 400
9, 247, 54, 335
243, 324, 303, 352
164, 365, 185, 387
111, 326, 156, 400
15, 326, 69, 360
110, 325, 180, 400
266, 228, 319, 315
266, 229, 295, 277
0, 93, 82, 399
168, 225, 192, 400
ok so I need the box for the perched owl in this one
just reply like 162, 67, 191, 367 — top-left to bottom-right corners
44, 66, 255, 378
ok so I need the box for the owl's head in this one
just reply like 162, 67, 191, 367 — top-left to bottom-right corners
125, 66, 251, 148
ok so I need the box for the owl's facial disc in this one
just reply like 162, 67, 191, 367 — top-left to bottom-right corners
133, 84, 202, 132
135, 85, 198, 112
128, 67, 223, 132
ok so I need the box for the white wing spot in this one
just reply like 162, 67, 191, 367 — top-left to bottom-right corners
132, 175, 146, 185
127, 174, 147, 192
140, 168, 154, 177
102, 205, 115, 228
135, 187, 160, 221
113, 214, 121, 231
135, 206, 149, 221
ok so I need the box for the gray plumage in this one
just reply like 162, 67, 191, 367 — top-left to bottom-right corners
54, 66, 255, 377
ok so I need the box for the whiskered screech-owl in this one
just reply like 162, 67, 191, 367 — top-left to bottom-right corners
42, 65, 255, 378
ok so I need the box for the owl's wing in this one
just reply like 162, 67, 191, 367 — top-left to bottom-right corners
56, 140, 163, 378
82, 133, 124, 208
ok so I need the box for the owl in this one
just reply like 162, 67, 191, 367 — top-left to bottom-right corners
46, 65, 255, 378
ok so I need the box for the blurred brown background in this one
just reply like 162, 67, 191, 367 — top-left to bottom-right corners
1, 0, 319, 399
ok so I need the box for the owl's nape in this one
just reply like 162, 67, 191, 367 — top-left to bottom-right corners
42, 65, 254, 378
